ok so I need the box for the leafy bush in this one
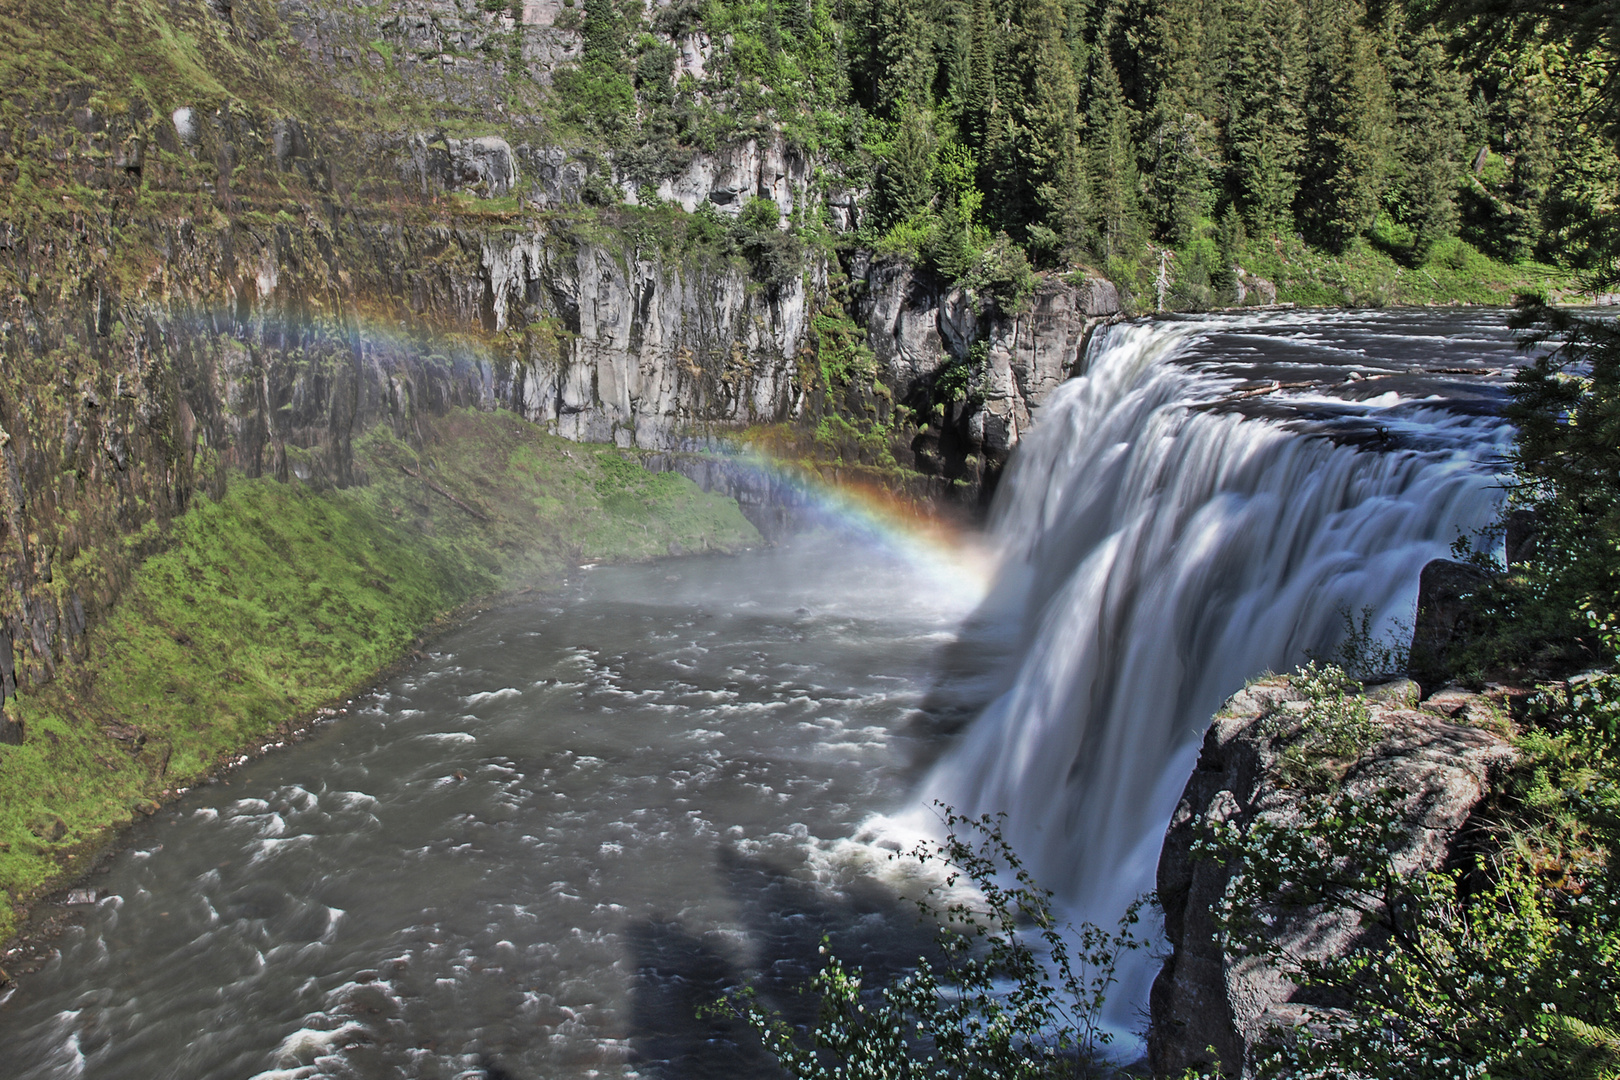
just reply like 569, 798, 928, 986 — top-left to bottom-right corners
731, 195, 803, 295
1201, 768, 1620, 1080
1309, 604, 1413, 681
959, 233, 1037, 316
719, 807, 1147, 1080
932, 340, 989, 408
580, 170, 621, 207
1257, 663, 1383, 788
1195, 627, 1620, 1079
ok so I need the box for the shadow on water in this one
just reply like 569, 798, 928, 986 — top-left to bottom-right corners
625, 844, 940, 1080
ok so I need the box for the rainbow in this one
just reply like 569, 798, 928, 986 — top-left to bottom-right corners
140, 308, 998, 597
698, 445, 998, 601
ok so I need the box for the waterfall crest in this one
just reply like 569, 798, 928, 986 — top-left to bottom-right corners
917, 316, 1512, 1021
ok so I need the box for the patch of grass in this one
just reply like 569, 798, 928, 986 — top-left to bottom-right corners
1234, 232, 1575, 308
0, 408, 757, 943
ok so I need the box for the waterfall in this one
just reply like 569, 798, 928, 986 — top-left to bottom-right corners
916, 316, 1512, 1027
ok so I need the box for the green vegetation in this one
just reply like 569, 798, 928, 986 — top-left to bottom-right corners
1202, 655, 1620, 1079
1256, 662, 1383, 789
545, 0, 1613, 310
0, 409, 756, 944
1233, 232, 1570, 308
720, 807, 1146, 1080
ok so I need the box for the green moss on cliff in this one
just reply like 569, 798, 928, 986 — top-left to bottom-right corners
0, 408, 757, 944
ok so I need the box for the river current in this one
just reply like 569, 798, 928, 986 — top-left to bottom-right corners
0, 309, 1530, 1078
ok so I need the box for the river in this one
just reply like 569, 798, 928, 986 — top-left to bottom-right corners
0, 308, 1529, 1078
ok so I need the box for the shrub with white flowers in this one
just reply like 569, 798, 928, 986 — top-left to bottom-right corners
1199, 658, 1620, 1080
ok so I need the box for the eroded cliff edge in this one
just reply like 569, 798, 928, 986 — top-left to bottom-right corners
1149, 675, 1517, 1075
0, 0, 1128, 944
0, 0, 1125, 702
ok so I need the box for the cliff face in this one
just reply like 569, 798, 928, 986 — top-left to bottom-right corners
1149, 677, 1516, 1076
0, 213, 820, 689
0, 0, 1119, 720
856, 258, 1121, 485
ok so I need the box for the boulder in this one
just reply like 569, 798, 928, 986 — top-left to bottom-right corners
1409, 558, 1491, 690
401, 133, 519, 198
1149, 676, 1515, 1076
448, 136, 518, 197
1233, 267, 1279, 307
1074, 275, 1122, 317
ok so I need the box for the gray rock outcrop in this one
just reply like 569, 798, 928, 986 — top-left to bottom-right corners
1233, 267, 1279, 307
856, 264, 1123, 474
1150, 676, 1515, 1076
399, 133, 519, 198
1409, 557, 1491, 689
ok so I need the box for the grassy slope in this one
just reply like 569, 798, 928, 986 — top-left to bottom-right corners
0, 408, 758, 945
1239, 233, 1575, 308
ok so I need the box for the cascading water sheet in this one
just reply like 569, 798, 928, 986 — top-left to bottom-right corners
908, 309, 1519, 1028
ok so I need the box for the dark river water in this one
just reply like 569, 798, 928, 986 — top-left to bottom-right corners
0, 540, 985, 1080
0, 307, 1538, 1080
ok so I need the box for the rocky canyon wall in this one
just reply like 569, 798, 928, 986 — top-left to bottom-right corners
0, 0, 1120, 723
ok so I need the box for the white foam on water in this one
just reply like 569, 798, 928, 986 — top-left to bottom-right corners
463, 687, 522, 705
415, 731, 477, 744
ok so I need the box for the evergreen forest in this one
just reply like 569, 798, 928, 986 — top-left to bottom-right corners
558, 0, 1619, 307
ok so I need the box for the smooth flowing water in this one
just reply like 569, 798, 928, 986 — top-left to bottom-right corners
907, 307, 1522, 1027
0, 309, 1529, 1078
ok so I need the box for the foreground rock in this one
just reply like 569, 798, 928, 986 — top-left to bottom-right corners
1408, 558, 1491, 689
1149, 676, 1515, 1076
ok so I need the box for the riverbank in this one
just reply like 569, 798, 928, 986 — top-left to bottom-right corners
0, 408, 759, 955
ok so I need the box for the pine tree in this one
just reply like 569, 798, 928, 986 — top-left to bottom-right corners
1297, 0, 1394, 250
1084, 46, 1144, 260
965, 0, 999, 145
880, 106, 939, 226
981, 0, 1088, 254
581, 0, 621, 67
1063, 0, 1095, 88
869, 0, 939, 115
763, 0, 784, 57
941, 0, 976, 115
1026, 0, 1089, 257
1385, 18, 1469, 252
1497, 74, 1555, 260
780, 0, 809, 38
1223, 0, 1307, 233
1142, 0, 1221, 244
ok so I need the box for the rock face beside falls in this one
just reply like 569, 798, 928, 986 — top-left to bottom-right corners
0, 0, 1119, 725
1149, 676, 1515, 1076
856, 256, 1122, 465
